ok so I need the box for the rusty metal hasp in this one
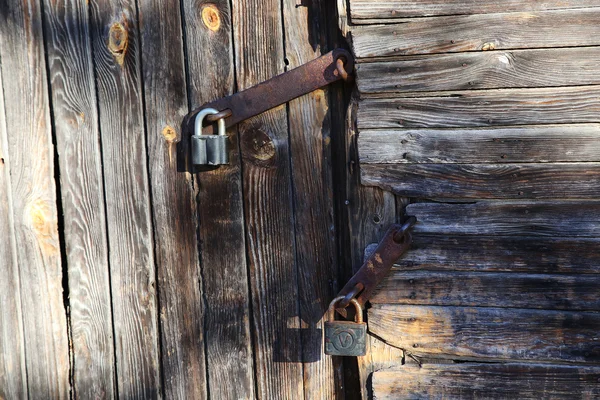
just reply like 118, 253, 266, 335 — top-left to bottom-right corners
181, 48, 354, 167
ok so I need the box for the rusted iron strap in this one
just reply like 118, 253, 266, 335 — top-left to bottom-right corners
182, 48, 354, 135
338, 218, 416, 310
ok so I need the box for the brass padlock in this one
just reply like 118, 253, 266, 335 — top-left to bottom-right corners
191, 108, 229, 166
324, 296, 367, 356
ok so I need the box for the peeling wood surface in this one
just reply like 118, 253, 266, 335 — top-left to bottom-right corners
373, 362, 600, 399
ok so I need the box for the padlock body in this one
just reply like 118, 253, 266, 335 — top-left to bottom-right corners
191, 135, 208, 166
324, 321, 367, 356
205, 135, 229, 165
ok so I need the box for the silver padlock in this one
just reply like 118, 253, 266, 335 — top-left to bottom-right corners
324, 296, 367, 356
191, 108, 229, 166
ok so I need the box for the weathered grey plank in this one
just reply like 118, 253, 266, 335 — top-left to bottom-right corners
406, 201, 600, 237
373, 362, 600, 399
232, 0, 303, 397
182, 1, 254, 398
87, 3, 161, 397
356, 48, 600, 94
359, 125, 600, 164
349, 0, 600, 21
356, 86, 600, 129
138, 0, 208, 398
397, 235, 600, 274
42, 1, 116, 397
372, 271, 600, 310
369, 304, 600, 363
362, 163, 600, 199
352, 9, 600, 57
0, 0, 70, 397
0, 52, 28, 400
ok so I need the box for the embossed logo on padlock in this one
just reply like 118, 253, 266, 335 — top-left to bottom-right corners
324, 297, 367, 356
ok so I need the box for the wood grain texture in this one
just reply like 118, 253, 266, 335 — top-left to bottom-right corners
369, 304, 600, 363
398, 235, 600, 274
0, 0, 70, 397
282, 1, 341, 398
182, 0, 254, 398
352, 9, 600, 58
356, 47, 600, 94
42, 1, 116, 397
88, 2, 160, 397
359, 125, 600, 164
356, 86, 600, 129
138, 0, 209, 398
0, 54, 28, 400
349, 0, 600, 20
373, 362, 600, 399
371, 271, 600, 310
361, 163, 600, 199
232, 0, 303, 397
406, 201, 600, 237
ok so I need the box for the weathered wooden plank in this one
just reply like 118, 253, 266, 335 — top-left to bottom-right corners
362, 163, 600, 199
406, 201, 600, 237
182, 1, 254, 398
356, 48, 600, 94
356, 86, 600, 129
232, 0, 303, 397
349, 0, 600, 21
373, 362, 600, 399
372, 271, 600, 310
398, 235, 600, 274
87, 3, 161, 397
282, 1, 340, 398
359, 125, 600, 164
138, 0, 208, 398
0, 53, 28, 400
369, 304, 600, 363
352, 9, 600, 57
0, 1, 70, 397
42, 1, 116, 397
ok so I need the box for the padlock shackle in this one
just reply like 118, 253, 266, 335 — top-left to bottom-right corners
327, 296, 363, 324
194, 107, 226, 137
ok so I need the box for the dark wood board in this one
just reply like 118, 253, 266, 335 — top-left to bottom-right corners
0, 0, 70, 397
369, 304, 600, 363
232, 0, 303, 397
139, 0, 209, 397
356, 47, 600, 94
42, 1, 116, 397
356, 86, 600, 129
406, 201, 600, 237
88, 2, 161, 397
349, 0, 600, 21
352, 9, 600, 57
361, 163, 600, 199
373, 362, 600, 399
371, 271, 600, 310
358, 125, 600, 164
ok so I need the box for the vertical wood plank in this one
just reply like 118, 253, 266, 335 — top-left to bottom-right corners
0, 0, 70, 397
281, 1, 341, 398
42, 1, 116, 397
138, 0, 208, 398
181, 1, 255, 398
87, 1, 161, 397
0, 52, 28, 400
232, 0, 304, 397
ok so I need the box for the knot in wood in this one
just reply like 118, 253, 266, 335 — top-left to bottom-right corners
241, 127, 276, 167
161, 125, 179, 143
202, 5, 221, 32
108, 22, 128, 65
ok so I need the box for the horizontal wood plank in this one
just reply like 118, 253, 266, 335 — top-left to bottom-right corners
361, 163, 600, 199
373, 362, 600, 399
356, 48, 600, 94
369, 304, 600, 363
371, 271, 600, 310
352, 9, 600, 57
405, 201, 600, 237
358, 125, 600, 164
395, 235, 600, 274
350, 0, 600, 20
356, 87, 600, 129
